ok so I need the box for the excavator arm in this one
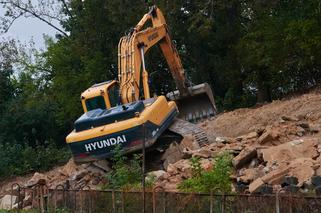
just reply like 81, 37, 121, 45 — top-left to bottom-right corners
118, 6, 189, 104
118, 6, 217, 121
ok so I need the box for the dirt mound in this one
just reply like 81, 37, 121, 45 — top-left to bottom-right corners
155, 90, 321, 193
204, 91, 321, 138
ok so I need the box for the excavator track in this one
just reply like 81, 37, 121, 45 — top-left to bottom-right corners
168, 118, 210, 148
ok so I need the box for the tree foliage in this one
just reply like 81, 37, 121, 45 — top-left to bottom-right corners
1, 0, 321, 177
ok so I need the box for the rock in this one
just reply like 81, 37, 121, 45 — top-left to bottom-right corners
70, 170, 89, 181
310, 124, 321, 133
296, 126, 306, 136
181, 148, 192, 159
92, 160, 111, 172
281, 115, 299, 122
258, 130, 277, 144
216, 136, 228, 143
250, 165, 291, 193
255, 158, 316, 187
26, 172, 48, 187
162, 142, 183, 169
232, 147, 257, 169
239, 168, 258, 184
242, 132, 258, 140
236, 133, 256, 141
288, 158, 315, 186
215, 137, 235, 144
261, 139, 319, 166
85, 164, 106, 175
0, 195, 18, 210
166, 164, 178, 175
190, 148, 216, 159
249, 159, 259, 168
168, 175, 183, 184
249, 178, 264, 193
146, 170, 167, 182
297, 122, 310, 129
261, 165, 290, 185
61, 158, 79, 176
180, 134, 199, 150
172, 159, 192, 177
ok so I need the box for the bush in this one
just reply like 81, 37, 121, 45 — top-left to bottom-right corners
178, 152, 233, 193
0, 140, 70, 178
104, 145, 142, 190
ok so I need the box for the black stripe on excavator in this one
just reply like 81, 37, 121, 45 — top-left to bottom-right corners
69, 109, 178, 163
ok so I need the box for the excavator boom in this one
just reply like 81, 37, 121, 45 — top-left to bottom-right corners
118, 6, 217, 121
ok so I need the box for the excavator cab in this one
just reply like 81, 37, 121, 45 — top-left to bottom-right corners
81, 80, 119, 112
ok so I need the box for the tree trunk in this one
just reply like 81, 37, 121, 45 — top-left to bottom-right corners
256, 71, 271, 103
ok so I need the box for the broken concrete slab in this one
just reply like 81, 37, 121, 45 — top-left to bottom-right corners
258, 130, 278, 144
162, 142, 184, 169
281, 115, 299, 122
232, 147, 257, 169
260, 165, 290, 185
147, 170, 167, 181
288, 158, 316, 186
238, 168, 259, 184
261, 139, 319, 166
236, 132, 258, 141
180, 134, 200, 150
61, 158, 79, 177
92, 160, 111, 172
249, 178, 265, 193
26, 172, 48, 187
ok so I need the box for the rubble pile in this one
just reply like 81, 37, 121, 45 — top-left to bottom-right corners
0, 159, 109, 210
2, 91, 321, 210
152, 115, 321, 193
152, 92, 321, 193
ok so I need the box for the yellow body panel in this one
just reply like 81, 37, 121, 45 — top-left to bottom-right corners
66, 96, 177, 143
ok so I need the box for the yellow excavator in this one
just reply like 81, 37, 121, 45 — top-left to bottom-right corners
66, 6, 217, 163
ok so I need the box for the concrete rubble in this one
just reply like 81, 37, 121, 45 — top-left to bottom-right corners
2, 91, 321, 211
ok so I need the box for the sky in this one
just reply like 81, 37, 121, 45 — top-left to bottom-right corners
0, 12, 60, 50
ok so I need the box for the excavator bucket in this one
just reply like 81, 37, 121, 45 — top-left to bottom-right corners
166, 83, 217, 122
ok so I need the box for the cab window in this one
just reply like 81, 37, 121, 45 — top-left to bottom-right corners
108, 84, 120, 107
85, 96, 106, 111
